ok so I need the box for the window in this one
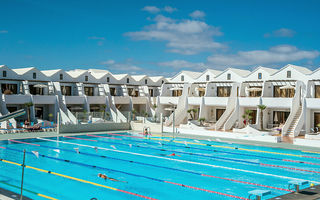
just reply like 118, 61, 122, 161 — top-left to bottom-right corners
162, 80, 164, 84
145, 79, 148, 84
2, 71, 7, 77
61, 86, 71, 96
85, 76, 88, 82
273, 86, 295, 98
258, 73, 262, 79
33, 72, 36, 79
227, 73, 231, 80
59, 74, 63, 80
1, 84, 18, 94
287, 71, 291, 78
217, 86, 231, 97
181, 75, 184, 81
107, 77, 110, 82
110, 88, 116, 96
84, 87, 94, 96
315, 85, 320, 98
29, 85, 44, 95
149, 89, 154, 97
206, 75, 210, 81
127, 78, 129, 83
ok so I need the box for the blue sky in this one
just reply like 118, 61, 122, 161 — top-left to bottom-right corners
0, 0, 319, 76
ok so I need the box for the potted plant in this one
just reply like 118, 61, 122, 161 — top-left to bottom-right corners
198, 118, 206, 126
48, 113, 53, 121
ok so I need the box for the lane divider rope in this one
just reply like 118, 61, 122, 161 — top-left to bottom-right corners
0, 156, 157, 200
75, 136, 320, 174
2, 142, 292, 192
36, 137, 320, 184
89, 134, 320, 166
1, 147, 248, 200
124, 133, 320, 159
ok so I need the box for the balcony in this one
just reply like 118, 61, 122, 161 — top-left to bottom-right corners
87, 96, 107, 104
261, 97, 292, 108
203, 97, 228, 106
65, 96, 85, 104
159, 96, 179, 105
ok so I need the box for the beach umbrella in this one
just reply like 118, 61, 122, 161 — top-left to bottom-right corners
33, 84, 48, 88
274, 112, 278, 122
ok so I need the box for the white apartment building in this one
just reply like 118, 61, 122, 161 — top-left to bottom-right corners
1, 64, 320, 138
157, 64, 320, 138
0, 65, 165, 128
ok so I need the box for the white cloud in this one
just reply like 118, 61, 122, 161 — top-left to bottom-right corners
0, 30, 8, 34
125, 15, 224, 55
158, 60, 205, 69
264, 28, 295, 38
207, 45, 320, 67
189, 10, 206, 19
89, 36, 105, 46
101, 60, 143, 74
142, 6, 160, 14
164, 6, 177, 13
101, 60, 115, 65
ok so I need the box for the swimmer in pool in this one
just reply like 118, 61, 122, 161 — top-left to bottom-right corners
98, 173, 127, 183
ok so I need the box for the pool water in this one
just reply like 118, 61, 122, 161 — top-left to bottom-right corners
0, 132, 319, 200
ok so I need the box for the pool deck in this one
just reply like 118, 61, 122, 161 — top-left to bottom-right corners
269, 185, 320, 200
0, 187, 32, 200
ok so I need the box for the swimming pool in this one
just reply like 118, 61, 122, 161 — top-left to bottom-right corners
0, 132, 319, 200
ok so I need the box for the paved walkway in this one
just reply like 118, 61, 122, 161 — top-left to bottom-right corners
269, 185, 320, 200
0, 187, 32, 200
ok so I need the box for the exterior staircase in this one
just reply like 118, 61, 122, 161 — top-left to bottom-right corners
215, 108, 234, 130
287, 106, 302, 136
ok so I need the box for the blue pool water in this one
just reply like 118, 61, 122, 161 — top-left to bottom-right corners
0, 132, 319, 200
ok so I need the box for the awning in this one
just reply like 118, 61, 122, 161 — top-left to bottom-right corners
280, 85, 295, 89
196, 87, 206, 92
169, 87, 183, 91
246, 87, 262, 92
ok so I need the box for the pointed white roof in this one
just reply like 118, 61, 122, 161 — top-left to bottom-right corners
41, 69, 62, 77
272, 64, 312, 75
203, 69, 222, 76
247, 66, 278, 77
131, 75, 147, 82
149, 76, 164, 82
113, 74, 129, 80
12, 67, 36, 75
66, 69, 88, 78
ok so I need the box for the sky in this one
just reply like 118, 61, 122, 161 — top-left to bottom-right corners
0, 0, 320, 77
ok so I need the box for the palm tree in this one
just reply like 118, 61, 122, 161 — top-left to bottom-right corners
132, 109, 137, 120
187, 109, 193, 120
100, 104, 107, 119
192, 108, 198, 119
257, 105, 267, 130
24, 102, 34, 122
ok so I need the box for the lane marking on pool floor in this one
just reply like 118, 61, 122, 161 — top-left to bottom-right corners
2, 147, 251, 200
2, 143, 293, 193
0, 180, 57, 200
36, 137, 320, 184
0, 157, 157, 200
63, 136, 320, 175
87, 134, 320, 166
